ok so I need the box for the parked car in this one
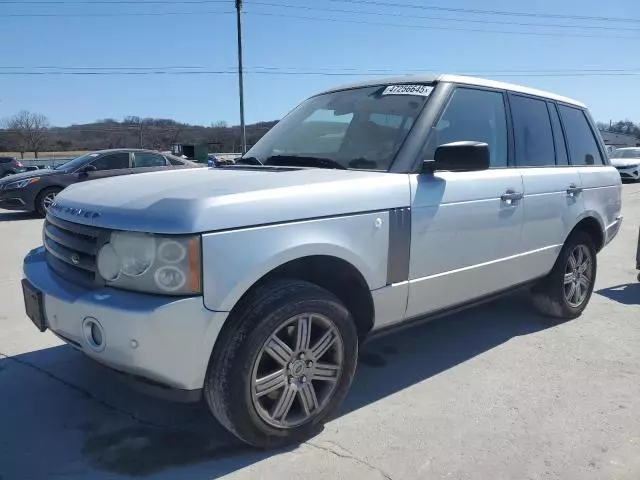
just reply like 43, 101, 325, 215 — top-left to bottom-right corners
609, 147, 640, 182
21, 74, 622, 448
0, 156, 24, 178
0, 148, 202, 215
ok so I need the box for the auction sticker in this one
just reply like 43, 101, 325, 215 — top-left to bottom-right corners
382, 84, 433, 97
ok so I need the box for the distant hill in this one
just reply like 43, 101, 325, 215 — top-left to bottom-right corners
0, 117, 279, 155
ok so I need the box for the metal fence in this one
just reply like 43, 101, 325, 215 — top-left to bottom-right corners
19, 152, 242, 170
20, 157, 74, 169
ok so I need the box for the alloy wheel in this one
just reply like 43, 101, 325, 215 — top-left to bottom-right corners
563, 244, 592, 308
42, 192, 57, 212
250, 313, 344, 429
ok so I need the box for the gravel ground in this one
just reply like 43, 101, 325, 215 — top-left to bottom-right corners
0, 183, 639, 480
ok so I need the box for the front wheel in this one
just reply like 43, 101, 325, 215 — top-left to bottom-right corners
35, 187, 61, 217
204, 279, 358, 448
531, 231, 597, 320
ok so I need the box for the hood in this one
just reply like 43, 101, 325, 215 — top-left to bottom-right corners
49, 167, 410, 234
0, 168, 57, 184
610, 157, 640, 167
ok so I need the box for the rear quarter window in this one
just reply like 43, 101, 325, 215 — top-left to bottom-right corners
558, 105, 605, 166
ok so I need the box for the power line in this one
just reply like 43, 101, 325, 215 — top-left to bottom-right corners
330, 0, 640, 25
1, 0, 231, 3
8, 0, 640, 25
244, 11, 640, 40
4, 2, 639, 40
0, 69, 639, 77
250, 1, 640, 32
2, 9, 233, 17
2, 66, 640, 74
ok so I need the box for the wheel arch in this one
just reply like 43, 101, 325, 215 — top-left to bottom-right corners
567, 213, 605, 252
218, 253, 376, 341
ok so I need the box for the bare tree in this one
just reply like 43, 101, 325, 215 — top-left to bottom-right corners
4, 110, 50, 158
29, 113, 49, 158
4, 111, 31, 158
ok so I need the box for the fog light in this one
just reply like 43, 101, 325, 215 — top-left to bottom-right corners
82, 317, 106, 352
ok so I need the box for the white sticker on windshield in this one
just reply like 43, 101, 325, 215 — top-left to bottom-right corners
382, 84, 433, 97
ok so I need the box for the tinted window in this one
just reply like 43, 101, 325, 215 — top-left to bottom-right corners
558, 106, 604, 166
90, 152, 130, 171
133, 153, 167, 168
510, 95, 555, 167
427, 87, 508, 167
548, 103, 569, 166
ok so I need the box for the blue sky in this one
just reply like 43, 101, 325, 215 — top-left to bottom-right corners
1, 0, 638, 127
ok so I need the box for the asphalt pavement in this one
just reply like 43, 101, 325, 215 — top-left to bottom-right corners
1, 184, 639, 480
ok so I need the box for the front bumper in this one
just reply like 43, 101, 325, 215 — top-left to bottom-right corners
23, 247, 228, 400
615, 165, 640, 181
0, 194, 29, 211
0, 185, 36, 211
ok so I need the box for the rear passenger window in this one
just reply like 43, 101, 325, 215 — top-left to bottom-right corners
558, 105, 604, 166
510, 95, 555, 167
428, 88, 508, 167
548, 103, 569, 166
91, 153, 130, 171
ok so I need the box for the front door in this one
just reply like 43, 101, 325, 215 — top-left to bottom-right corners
406, 86, 524, 318
78, 151, 132, 183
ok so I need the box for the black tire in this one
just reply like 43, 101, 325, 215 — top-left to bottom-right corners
204, 279, 358, 448
531, 230, 597, 320
35, 187, 61, 217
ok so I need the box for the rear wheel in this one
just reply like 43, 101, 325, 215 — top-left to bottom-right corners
531, 231, 597, 320
35, 187, 61, 217
204, 279, 358, 448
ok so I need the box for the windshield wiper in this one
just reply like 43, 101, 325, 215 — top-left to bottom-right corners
264, 155, 347, 170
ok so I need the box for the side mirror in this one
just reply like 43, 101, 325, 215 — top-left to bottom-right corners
423, 141, 491, 173
79, 164, 97, 175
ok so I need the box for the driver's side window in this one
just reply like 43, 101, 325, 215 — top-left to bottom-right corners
89, 152, 130, 171
426, 87, 508, 168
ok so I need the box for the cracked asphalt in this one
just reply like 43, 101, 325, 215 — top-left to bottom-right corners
1, 183, 640, 480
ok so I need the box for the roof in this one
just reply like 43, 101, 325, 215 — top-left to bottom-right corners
90, 148, 164, 154
318, 73, 585, 108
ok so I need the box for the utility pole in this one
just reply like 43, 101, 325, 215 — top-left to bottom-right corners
235, 0, 247, 154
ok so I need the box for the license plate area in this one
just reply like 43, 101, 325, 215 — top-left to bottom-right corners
22, 279, 47, 332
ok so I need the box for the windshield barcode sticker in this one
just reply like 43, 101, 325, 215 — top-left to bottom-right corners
382, 85, 433, 97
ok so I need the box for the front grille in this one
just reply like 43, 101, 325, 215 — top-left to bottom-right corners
44, 215, 104, 287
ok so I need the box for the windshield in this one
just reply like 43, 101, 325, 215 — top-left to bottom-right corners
243, 84, 433, 171
54, 152, 101, 171
611, 148, 640, 159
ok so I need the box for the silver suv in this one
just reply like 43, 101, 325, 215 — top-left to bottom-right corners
22, 74, 622, 447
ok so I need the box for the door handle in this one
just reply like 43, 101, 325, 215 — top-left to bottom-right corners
501, 189, 523, 205
566, 184, 583, 197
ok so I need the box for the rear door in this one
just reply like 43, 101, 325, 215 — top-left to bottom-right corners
509, 94, 583, 281
131, 151, 171, 174
557, 104, 622, 241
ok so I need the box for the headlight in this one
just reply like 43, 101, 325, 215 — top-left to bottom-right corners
96, 232, 201, 295
5, 178, 39, 190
